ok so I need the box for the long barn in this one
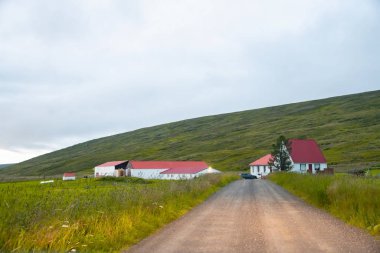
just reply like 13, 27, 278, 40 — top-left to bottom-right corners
127, 161, 220, 180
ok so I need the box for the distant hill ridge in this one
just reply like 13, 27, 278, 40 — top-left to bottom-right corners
0, 164, 15, 169
1, 90, 379, 176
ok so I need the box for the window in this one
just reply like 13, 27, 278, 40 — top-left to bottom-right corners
315, 164, 320, 171
300, 164, 306, 171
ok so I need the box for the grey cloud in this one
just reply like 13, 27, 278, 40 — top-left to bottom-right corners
0, 0, 379, 162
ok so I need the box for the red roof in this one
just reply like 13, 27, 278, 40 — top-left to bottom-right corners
289, 139, 326, 163
160, 167, 207, 174
63, 172, 75, 177
249, 154, 273, 166
129, 161, 209, 170
95, 161, 127, 167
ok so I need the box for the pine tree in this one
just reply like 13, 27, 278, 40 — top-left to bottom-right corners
269, 136, 293, 171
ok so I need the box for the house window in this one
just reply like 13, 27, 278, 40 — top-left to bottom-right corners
315, 164, 320, 171
300, 164, 306, 171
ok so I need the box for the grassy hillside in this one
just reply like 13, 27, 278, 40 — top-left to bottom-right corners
0, 164, 14, 169
1, 90, 380, 176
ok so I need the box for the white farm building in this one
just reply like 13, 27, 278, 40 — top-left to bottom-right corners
249, 154, 274, 178
94, 161, 128, 177
127, 161, 221, 180
288, 139, 327, 173
249, 139, 328, 177
63, 172, 76, 181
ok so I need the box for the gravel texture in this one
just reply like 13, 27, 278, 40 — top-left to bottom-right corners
125, 179, 380, 253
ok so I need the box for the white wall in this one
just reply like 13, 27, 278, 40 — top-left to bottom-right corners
250, 165, 271, 178
291, 163, 328, 174
62, 176, 75, 181
160, 173, 195, 180
132, 168, 220, 180
131, 169, 167, 179
197, 168, 221, 175
94, 166, 115, 177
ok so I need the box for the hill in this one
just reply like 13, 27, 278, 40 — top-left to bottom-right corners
1, 90, 379, 177
0, 164, 14, 169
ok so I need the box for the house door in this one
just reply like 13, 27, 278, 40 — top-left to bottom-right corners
308, 164, 312, 173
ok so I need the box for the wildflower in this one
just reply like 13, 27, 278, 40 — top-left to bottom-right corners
62, 224, 69, 228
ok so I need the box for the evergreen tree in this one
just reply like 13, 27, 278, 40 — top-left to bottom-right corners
269, 136, 293, 171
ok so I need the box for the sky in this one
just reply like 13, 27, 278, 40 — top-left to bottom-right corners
0, 0, 379, 164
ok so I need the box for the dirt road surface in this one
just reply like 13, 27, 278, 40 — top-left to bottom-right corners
125, 180, 379, 253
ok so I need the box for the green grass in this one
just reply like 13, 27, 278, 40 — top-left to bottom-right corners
1, 90, 380, 177
368, 169, 380, 177
268, 173, 380, 235
0, 173, 238, 252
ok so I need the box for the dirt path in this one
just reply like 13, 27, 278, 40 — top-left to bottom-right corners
125, 180, 379, 253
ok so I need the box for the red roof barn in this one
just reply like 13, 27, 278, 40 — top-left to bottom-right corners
128, 161, 220, 180
63, 172, 76, 181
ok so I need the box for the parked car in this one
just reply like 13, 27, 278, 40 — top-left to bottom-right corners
240, 173, 257, 179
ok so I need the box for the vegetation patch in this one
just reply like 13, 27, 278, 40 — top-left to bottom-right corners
0, 173, 238, 252
268, 173, 380, 236
268, 173, 380, 235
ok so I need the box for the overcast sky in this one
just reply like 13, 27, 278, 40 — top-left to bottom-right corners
0, 0, 379, 163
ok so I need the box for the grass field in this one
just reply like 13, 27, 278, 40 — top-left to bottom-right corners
0, 173, 238, 252
1, 90, 379, 176
268, 173, 380, 235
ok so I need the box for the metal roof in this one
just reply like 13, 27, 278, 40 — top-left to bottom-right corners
160, 167, 207, 174
129, 161, 209, 170
95, 161, 127, 167
249, 154, 273, 166
289, 139, 327, 163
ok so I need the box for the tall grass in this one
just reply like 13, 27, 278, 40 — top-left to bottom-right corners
269, 173, 380, 235
0, 174, 238, 252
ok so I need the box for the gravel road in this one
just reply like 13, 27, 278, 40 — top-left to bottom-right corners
125, 179, 379, 253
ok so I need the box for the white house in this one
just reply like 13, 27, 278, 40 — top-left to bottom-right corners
127, 161, 220, 180
249, 154, 274, 178
94, 160, 128, 177
249, 139, 327, 176
63, 172, 76, 181
288, 139, 327, 173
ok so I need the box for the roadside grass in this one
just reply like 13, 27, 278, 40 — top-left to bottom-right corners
268, 173, 380, 235
0, 173, 238, 252
368, 169, 380, 177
